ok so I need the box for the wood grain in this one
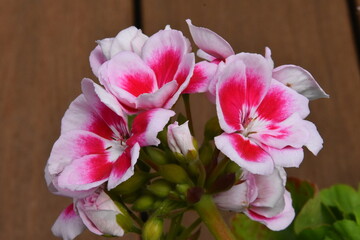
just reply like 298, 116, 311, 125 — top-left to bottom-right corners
142, 0, 360, 188
0, 0, 134, 239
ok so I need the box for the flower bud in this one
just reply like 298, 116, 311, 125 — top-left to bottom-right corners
204, 116, 222, 140
167, 121, 197, 157
146, 147, 169, 165
176, 183, 190, 195
142, 218, 163, 240
112, 171, 149, 195
132, 194, 155, 212
148, 179, 172, 198
159, 164, 190, 184
199, 141, 214, 166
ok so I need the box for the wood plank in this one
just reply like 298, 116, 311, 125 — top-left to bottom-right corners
142, 0, 360, 188
0, 0, 134, 239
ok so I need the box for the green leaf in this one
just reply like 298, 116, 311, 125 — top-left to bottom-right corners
294, 195, 335, 234
333, 220, 360, 240
320, 185, 360, 215
297, 226, 336, 240
286, 177, 317, 214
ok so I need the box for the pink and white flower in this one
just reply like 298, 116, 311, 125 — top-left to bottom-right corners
214, 168, 295, 231
75, 188, 128, 237
187, 20, 328, 101
45, 78, 175, 196
167, 121, 196, 156
97, 28, 195, 114
214, 53, 323, 175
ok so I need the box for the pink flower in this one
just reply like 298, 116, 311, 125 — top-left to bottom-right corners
186, 20, 328, 101
45, 78, 174, 196
214, 168, 295, 231
167, 121, 195, 156
76, 189, 128, 237
214, 53, 323, 175
52, 189, 130, 239
96, 27, 195, 114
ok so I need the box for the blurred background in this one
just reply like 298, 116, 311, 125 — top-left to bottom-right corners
1, 0, 360, 239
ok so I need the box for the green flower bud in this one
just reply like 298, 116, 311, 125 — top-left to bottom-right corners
199, 141, 213, 166
225, 160, 242, 179
116, 212, 136, 233
204, 116, 222, 140
112, 171, 149, 195
142, 218, 164, 240
146, 147, 168, 165
159, 164, 190, 184
147, 179, 172, 198
176, 183, 190, 195
132, 194, 155, 212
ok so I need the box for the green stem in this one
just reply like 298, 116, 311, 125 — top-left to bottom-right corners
194, 195, 236, 240
182, 94, 194, 135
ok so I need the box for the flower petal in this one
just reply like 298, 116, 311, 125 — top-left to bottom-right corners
108, 143, 140, 190
186, 19, 234, 60
215, 133, 274, 175
263, 146, 304, 168
214, 183, 249, 212
48, 130, 110, 175
61, 95, 114, 139
183, 61, 217, 94
250, 169, 286, 216
273, 65, 329, 100
256, 79, 310, 122
80, 210, 124, 236
127, 108, 175, 147
303, 120, 323, 155
81, 78, 128, 138
51, 204, 85, 240
109, 26, 148, 58
99, 51, 157, 98
96, 38, 114, 60
142, 28, 191, 87
89, 45, 107, 77
246, 190, 295, 231
252, 114, 310, 149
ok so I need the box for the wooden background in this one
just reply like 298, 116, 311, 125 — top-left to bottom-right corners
1, 0, 359, 239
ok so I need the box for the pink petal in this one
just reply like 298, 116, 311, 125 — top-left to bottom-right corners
264, 47, 274, 69
110, 26, 148, 58
97, 38, 114, 60
108, 143, 140, 190
263, 145, 304, 168
89, 45, 108, 77
99, 51, 157, 98
214, 182, 249, 212
197, 49, 217, 61
48, 130, 110, 175
163, 53, 195, 108
183, 61, 217, 94
81, 78, 128, 138
61, 95, 114, 139
57, 154, 114, 191
252, 114, 310, 149
256, 79, 310, 122
302, 120, 323, 155
80, 210, 124, 236
51, 204, 85, 240
127, 108, 175, 147
215, 133, 274, 175
136, 81, 178, 110
142, 29, 191, 87
216, 59, 247, 133
273, 65, 329, 100
246, 190, 295, 231
186, 19, 234, 60
250, 169, 286, 216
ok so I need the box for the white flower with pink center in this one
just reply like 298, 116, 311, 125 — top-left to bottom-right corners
214, 53, 323, 175
45, 78, 174, 197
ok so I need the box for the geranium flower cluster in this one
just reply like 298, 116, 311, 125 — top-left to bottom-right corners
45, 20, 328, 240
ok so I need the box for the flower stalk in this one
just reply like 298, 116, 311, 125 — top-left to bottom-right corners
194, 194, 236, 240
